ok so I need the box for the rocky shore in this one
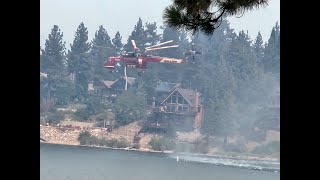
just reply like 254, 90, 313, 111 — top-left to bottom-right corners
40, 125, 279, 163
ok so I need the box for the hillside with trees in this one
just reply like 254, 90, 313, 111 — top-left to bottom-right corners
40, 18, 280, 156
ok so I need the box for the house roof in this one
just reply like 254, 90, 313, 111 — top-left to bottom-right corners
176, 88, 200, 107
100, 76, 136, 89
160, 87, 201, 107
102, 80, 114, 88
110, 76, 136, 90
155, 82, 181, 93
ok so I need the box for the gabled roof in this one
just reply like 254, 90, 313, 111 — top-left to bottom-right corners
102, 80, 114, 88
176, 88, 201, 107
100, 76, 135, 89
110, 76, 136, 90
112, 76, 135, 86
160, 87, 200, 107
155, 82, 181, 93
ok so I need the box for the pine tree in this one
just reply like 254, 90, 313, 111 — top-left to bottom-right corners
144, 22, 160, 47
253, 31, 264, 67
163, 0, 268, 35
112, 31, 123, 53
159, 25, 181, 58
152, 25, 184, 81
90, 25, 116, 81
226, 30, 261, 88
124, 17, 145, 51
67, 22, 92, 102
201, 54, 237, 142
91, 25, 113, 57
41, 25, 66, 73
40, 25, 73, 105
262, 22, 280, 75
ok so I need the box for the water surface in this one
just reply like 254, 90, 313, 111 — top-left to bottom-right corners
40, 143, 279, 180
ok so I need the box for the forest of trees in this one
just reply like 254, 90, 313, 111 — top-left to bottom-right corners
40, 18, 280, 139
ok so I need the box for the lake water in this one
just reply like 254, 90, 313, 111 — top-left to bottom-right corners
40, 143, 280, 180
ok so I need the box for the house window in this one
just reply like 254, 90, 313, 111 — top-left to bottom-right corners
172, 96, 176, 103
183, 106, 188, 112
178, 106, 183, 112
169, 105, 176, 112
178, 96, 183, 104
182, 99, 187, 105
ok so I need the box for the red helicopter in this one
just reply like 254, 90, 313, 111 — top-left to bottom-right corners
104, 39, 186, 76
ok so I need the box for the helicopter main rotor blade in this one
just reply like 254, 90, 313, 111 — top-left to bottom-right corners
131, 40, 137, 49
145, 40, 173, 49
145, 45, 179, 51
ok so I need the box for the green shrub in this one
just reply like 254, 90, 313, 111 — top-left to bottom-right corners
46, 112, 65, 124
105, 138, 118, 147
98, 138, 108, 146
149, 137, 175, 151
77, 131, 130, 149
86, 136, 99, 145
114, 138, 129, 148
78, 131, 99, 145
78, 131, 91, 140
74, 108, 90, 121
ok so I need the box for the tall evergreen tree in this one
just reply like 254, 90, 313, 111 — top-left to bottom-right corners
262, 22, 280, 75
151, 25, 187, 82
90, 25, 116, 81
226, 30, 260, 88
201, 54, 237, 144
144, 22, 161, 48
112, 31, 123, 53
40, 25, 73, 105
253, 31, 264, 67
124, 18, 145, 52
67, 22, 92, 102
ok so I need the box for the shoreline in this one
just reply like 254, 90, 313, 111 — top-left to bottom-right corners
40, 141, 174, 154
40, 141, 279, 162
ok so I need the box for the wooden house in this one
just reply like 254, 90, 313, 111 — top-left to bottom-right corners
146, 82, 204, 131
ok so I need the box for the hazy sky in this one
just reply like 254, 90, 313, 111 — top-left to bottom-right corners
40, 0, 280, 48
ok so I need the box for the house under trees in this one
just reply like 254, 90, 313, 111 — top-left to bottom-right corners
145, 82, 204, 132
90, 79, 204, 132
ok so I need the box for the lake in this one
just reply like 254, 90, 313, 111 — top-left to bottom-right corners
40, 143, 280, 180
